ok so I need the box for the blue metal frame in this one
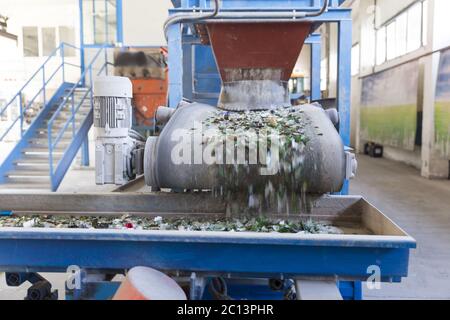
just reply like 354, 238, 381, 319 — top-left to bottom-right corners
167, 0, 352, 193
307, 33, 322, 101
0, 225, 415, 280
164, 0, 355, 299
172, 0, 347, 9
77, 1, 123, 158
78, 0, 123, 71
0, 83, 73, 185
202, 280, 361, 300
63, 276, 361, 300
0, 0, 374, 300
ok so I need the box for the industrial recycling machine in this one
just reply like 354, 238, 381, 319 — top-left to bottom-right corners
0, 0, 415, 300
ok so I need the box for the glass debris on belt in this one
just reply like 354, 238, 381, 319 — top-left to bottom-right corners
0, 215, 342, 235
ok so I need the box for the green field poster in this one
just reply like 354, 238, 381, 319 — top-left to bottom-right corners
435, 49, 450, 158
361, 61, 419, 151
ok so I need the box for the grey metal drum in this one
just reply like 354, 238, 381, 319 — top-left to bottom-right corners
144, 102, 346, 194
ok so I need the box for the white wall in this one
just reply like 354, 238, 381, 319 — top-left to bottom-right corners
0, 0, 80, 95
292, 46, 311, 91
431, 0, 450, 51
375, 0, 417, 26
122, 0, 173, 46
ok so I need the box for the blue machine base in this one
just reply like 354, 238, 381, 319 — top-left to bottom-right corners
63, 278, 362, 300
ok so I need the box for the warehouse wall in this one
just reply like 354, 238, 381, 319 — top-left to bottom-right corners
0, 0, 172, 96
0, 0, 172, 165
122, 0, 172, 46
348, 0, 450, 179
0, 0, 81, 147
375, 0, 417, 26
0, 0, 80, 96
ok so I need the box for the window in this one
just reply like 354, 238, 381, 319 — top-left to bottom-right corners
407, 2, 422, 52
42, 27, 56, 56
83, 0, 118, 45
422, 0, 428, 46
59, 26, 76, 57
376, 27, 386, 65
396, 12, 407, 57
22, 26, 77, 58
375, 0, 428, 65
386, 22, 396, 60
23, 27, 38, 57
351, 44, 360, 76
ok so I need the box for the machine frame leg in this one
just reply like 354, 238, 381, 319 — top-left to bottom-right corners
81, 137, 89, 167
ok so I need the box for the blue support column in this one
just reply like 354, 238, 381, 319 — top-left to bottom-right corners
338, 281, 363, 300
337, 19, 352, 196
168, 23, 184, 108
79, 0, 86, 84
81, 138, 89, 167
182, 38, 194, 102
310, 41, 322, 101
116, 0, 124, 44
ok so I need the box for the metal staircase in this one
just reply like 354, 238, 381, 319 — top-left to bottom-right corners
0, 43, 108, 192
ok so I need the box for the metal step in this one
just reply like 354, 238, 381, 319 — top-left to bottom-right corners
5, 176, 51, 184
49, 102, 91, 109
22, 147, 65, 154
53, 101, 91, 110
12, 163, 50, 172
14, 158, 50, 165
5, 170, 50, 177
19, 153, 63, 161
0, 183, 51, 191
51, 101, 91, 109
47, 109, 91, 118
36, 122, 84, 133
14, 158, 54, 165
61, 90, 90, 97
28, 138, 71, 148
29, 136, 71, 143
45, 109, 91, 119
58, 97, 91, 104
65, 87, 90, 92
43, 118, 84, 126
34, 131, 75, 140
34, 132, 73, 140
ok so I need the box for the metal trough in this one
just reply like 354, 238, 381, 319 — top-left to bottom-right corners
0, 193, 415, 283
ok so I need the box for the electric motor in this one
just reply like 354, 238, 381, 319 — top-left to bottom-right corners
93, 76, 145, 185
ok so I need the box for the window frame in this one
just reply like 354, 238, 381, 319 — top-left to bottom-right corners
375, 0, 428, 66
22, 26, 39, 57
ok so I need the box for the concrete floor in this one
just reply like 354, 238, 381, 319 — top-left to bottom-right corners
351, 155, 450, 300
1, 155, 449, 299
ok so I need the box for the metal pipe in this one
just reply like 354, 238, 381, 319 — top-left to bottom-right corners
305, 0, 329, 17
164, 0, 220, 39
164, 0, 329, 37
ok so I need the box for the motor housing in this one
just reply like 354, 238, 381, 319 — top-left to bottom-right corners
93, 76, 145, 185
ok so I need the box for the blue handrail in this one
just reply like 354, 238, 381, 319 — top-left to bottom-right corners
0, 42, 80, 142
47, 45, 109, 190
